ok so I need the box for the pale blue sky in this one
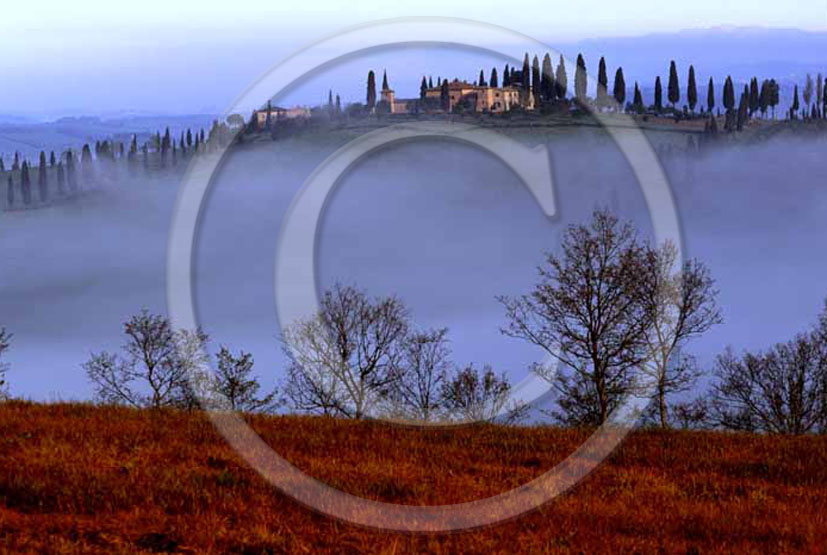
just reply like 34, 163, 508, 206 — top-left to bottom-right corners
0, 0, 824, 118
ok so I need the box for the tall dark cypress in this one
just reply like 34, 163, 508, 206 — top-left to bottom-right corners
381, 70, 389, 91
502, 64, 510, 87
791, 85, 800, 118
574, 54, 587, 102
490, 67, 498, 88
479, 69, 486, 87
6, 176, 13, 208
366, 70, 377, 110
723, 76, 735, 111
21, 161, 31, 205
420, 76, 428, 100
555, 55, 567, 99
440, 80, 450, 112
56, 162, 65, 195
613, 67, 626, 108
12, 152, 19, 171
38, 151, 48, 202
654, 76, 663, 111
335, 95, 341, 115
186, 129, 193, 148
749, 78, 759, 116
687, 65, 697, 112
428, 76, 433, 89
49, 151, 56, 166
522, 53, 530, 94
707, 77, 715, 113
667, 60, 679, 107
597, 57, 608, 105
633, 82, 643, 111
531, 55, 541, 107
66, 150, 77, 193
736, 90, 748, 130
541, 53, 554, 102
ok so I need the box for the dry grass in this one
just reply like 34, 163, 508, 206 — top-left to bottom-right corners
1, 401, 826, 553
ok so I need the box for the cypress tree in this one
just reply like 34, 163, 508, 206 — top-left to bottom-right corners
707, 77, 715, 113
328, 90, 333, 111
490, 67, 498, 88
791, 85, 800, 118
428, 76, 433, 89
264, 101, 272, 130
574, 54, 587, 102
12, 152, 19, 171
49, 151, 56, 166
613, 67, 626, 109
38, 151, 48, 202
667, 60, 679, 107
381, 70, 389, 91
335, 95, 342, 115
723, 76, 735, 111
555, 55, 567, 99
522, 53, 530, 94
479, 69, 486, 87
687, 65, 697, 112
186, 129, 193, 148
502, 64, 510, 87
736, 90, 748, 130
541, 53, 554, 102
66, 150, 77, 192
57, 162, 65, 195
21, 161, 31, 205
440, 80, 450, 111
179, 132, 185, 154
633, 82, 643, 111
759, 80, 769, 117
531, 55, 541, 107
654, 76, 663, 112
597, 57, 608, 105
6, 175, 13, 208
803, 74, 813, 111
420, 76, 428, 100
366, 70, 377, 110
749, 78, 759, 116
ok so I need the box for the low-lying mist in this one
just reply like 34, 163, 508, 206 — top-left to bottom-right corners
2, 128, 826, 401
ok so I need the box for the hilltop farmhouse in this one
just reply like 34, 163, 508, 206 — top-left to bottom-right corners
380, 74, 533, 114
254, 105, 311, 126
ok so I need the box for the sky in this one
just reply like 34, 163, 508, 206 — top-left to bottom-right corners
0, 0, 824, 118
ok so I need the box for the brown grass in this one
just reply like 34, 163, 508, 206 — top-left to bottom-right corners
1, 401, 826, 553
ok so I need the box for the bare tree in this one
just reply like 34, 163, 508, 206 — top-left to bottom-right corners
441, 364, 519, 423
384, 328, 451, 423
281, 283, 409, 418
641, 242, 721, 428
499, 210, 652, 426
0, 328, 11, 398
711, 337, 826, 434
210, 347, 278, 412
84, 310, 209, 409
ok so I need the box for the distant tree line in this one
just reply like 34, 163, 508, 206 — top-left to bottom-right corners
1, 117, 242, 212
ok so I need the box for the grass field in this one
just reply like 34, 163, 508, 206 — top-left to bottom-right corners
0, 401, 825, 553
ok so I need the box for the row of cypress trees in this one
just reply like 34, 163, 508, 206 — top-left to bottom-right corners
2, 122, 228, 210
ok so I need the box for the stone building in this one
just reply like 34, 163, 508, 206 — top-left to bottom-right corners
380, 75, 533, 114
255, 106, 311, 126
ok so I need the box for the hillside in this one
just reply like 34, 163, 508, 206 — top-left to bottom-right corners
0, 402, 826, 553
